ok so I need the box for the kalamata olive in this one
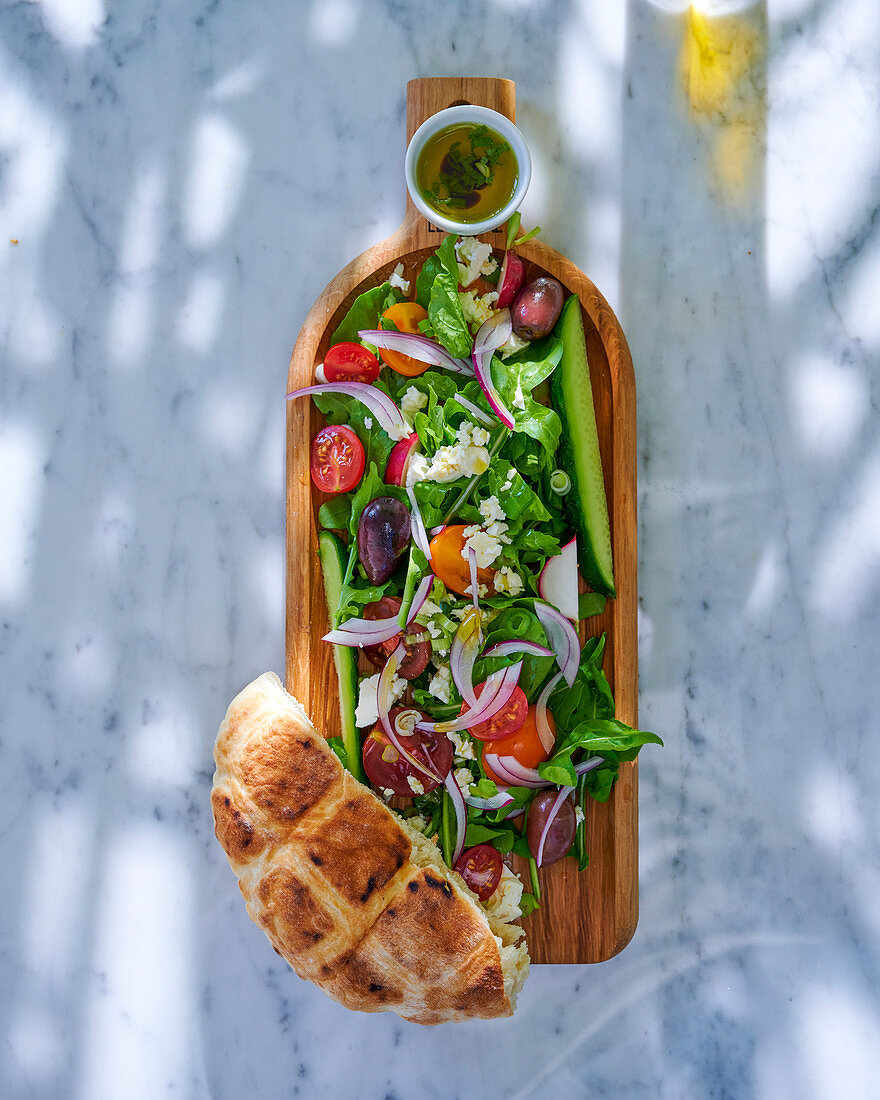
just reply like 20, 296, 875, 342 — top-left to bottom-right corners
362, 596, 431, 679
511, 276, 564, 340
357, 496, 411, 584
526, 789, 577, 866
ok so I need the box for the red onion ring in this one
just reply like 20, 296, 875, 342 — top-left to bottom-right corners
535, 670, 564, 754
482, 640, 554, 660
420, 661, 522, 734
405, 486, 432, 559
358, 329, 474, 375
286, 381, 408, 439
449, 610, 482, 708
444, 770, 467, 865
536, 785, 575, 867
535, 601, 580, 687
378, 645, 440, 784
483, 753, 553, 789
323, 573, 434, 646
472, 312, 515, 429
575, 756, 604, 776
462, 788, 515, 811
454, 394, 495, 427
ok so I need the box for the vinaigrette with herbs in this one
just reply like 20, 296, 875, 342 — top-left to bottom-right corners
416, 124, 517, 224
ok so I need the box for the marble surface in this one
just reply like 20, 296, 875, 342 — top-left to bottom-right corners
2, 0, 879, 1097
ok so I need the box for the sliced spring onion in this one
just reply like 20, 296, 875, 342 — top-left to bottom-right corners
358, 330, 473, 375
534, 601, 580, 687
444, 770, 467, 865
536, 786, 575, 867
535, 670, 564, 754
286, 382, 408, 439
549, 469, 571, 495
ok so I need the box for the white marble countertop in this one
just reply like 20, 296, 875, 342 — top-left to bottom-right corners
2, 1, 879, 1097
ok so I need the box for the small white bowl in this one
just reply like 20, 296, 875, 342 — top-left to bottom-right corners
404, 105, 531, 235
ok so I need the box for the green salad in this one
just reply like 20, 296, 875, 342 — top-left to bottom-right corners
289, 223, 661, 915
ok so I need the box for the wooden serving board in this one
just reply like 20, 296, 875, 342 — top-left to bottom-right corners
286, 77, 638, 964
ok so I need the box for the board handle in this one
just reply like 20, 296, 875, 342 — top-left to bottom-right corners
402, 77, 516, 248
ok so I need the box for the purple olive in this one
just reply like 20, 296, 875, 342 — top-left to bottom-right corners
526, 790, 576, 866
357, 496, 411, 584
511, 277, 564, 340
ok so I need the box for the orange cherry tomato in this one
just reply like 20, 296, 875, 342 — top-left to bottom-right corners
481, 705, 553, 784
380, 302, 430, 377
429, 525, 496, 598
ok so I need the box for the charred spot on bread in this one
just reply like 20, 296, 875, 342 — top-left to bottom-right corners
256, 867, 335, 956
309, 852, 323, 866
407, 881, 419, 893
238, 721, 341, 829
211, 787, 266, 862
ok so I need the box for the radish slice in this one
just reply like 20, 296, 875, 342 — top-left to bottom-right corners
385, 433, 420, 486
444, 770, 467, 865
535, 601, 580, 687
482, 640, 554, 660
324, 573, 434, 646
535, 670, 564, 754
538, 537, 580, 621
472, 311, 515, 428
286, 382, 408, 439
461, 787, 515, 811
483, 753, 553, 789
420, 662, 522, 734
378, 645, 440, 784
359, 330, 473, 375
405, 486, 432, 559
454, 394, 495, 427
536, 786, 575, 867
496, 251, 525, 309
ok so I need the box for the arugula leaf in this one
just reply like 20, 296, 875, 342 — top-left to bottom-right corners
330, 281, 403, 344
464, 824, 516, 853
318, 495, 352, 532
327, 737, 350, 770
549, 634, 614, 734
427, 236, 472, 358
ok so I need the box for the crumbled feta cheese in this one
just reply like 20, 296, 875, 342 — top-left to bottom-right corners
461, 526, 504, 568
494, 566, 524, 596
453, 766, 474, 793
405, 451, 431, 486
459, 289, 500, 329
449, 730, 475, 761
498, 330, 530, 358
387, 421, 411, 442
501, 471, 515, 492
407, 813, 429, 832
428, 664, 453, 704
381, 787, 395, 801
512, 379, 526, 410
575, 805, 585, 826
421, 599, 442, 617
389, 262, 411, 295
464, 583, 489, 597
407, 422, 490, 485
479, 495, 506, 525
364, 416, 373, 429
455, 236, 496, 287
354, 672, 404, 727
407, 775, 425, 796
401, 385, 428, 423
484, 865, 524, 923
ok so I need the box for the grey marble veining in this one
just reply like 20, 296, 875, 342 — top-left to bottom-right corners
2, 0, 879, 1097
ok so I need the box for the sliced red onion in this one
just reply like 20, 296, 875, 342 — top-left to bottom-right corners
405, 486, 432, 559
483, 753, 553, 789
467, 545, 480, 611
483, 640, 554, 660
323, 573, 434, 647
535, 670, 564, 754
536, 785, 575, 867
472, 351, 515, 429
420, 662, 523, 734
575, 756, 605, 776
444, 770, 467, 865
286, 382, 408, 439
359, 330, 473, 375
462, 787, 515, 811
314, 363, 327, 383
473, 310, 513, 357
535, 601, 580, 687
429, 525, 445, 538
454, 394, 495, 427
378, 645, 440, 784
449, 610, 482, 708
472, 311, 515, 427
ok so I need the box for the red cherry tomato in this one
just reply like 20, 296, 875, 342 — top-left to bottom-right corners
459, 681, 528, 741
362, 597, 431, 680
481, 705, 553, 784
323, 342, 381, 384
362, 708, 454, 796
454, 844, 503, 901
309, 425, 365, 493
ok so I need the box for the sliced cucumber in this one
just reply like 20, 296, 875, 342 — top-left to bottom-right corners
318, 531, 363, 781
549, 295, 616, 598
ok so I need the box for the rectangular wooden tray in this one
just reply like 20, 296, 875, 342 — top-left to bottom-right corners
285, 77, 638, 964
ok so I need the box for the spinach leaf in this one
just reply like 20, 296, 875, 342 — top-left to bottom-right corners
415, 255, 442, 309
330, 281, 403, 344
549, 634, 614, 734
491, 336, 564, 458
427, 236, 472, 358
537, 720, 664, 786
475, 604, 554, 701
318, 496, 352, 531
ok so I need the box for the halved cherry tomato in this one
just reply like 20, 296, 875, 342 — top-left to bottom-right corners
481, 704, 553, 784
459, 681, 528, 741
362, 708, 453, 796
429, 525, 495, 598
380, 302, 430, 377
454, 844, 503, 901
323, 342, 381, 384
309, 425, 365, 493
362, 596, 431, 679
